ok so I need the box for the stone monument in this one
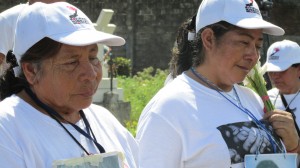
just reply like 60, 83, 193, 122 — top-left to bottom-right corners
93, 9, 130, 125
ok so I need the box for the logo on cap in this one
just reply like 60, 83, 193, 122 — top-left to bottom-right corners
67, 6, 89, 24
245, 0, 260, 15
269, 48, 280, 60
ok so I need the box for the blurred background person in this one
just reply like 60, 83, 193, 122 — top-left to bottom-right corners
265, 39, 300, 135
0, 0, 65, 75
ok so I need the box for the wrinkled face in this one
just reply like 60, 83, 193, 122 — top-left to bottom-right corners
33, 44, 101, 113
208, 28, 263, 88
268, 66, 300, 94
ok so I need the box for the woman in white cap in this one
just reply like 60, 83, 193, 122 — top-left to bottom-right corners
137, 0, 299, 167
0, 2, 137, 168
265, 39, 300, 136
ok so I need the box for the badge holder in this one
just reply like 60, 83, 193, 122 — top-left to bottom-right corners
52, 151, 124, 168
245, 153, 298, 168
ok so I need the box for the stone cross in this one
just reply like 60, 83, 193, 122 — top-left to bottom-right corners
94, 9, 116, 78
92, 9, 124, 103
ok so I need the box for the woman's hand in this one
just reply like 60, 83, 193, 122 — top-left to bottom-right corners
264, 109, 299, 153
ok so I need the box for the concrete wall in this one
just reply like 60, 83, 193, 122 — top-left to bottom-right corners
1, 0, 300, 74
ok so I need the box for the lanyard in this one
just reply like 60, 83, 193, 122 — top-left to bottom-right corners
219, 87, 278, 153
280, 93, 300, 137
24, 87, 105, 155
190, 67, 279, 153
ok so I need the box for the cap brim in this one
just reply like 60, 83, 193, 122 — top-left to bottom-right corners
50, 28, 125, 46
231, 18, 284, 36
265, 62, 291, 72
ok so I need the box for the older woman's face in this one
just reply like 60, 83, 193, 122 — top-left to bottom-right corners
207, 28, 263, 88
33, 44, 101, 113
268, 66, 300, 94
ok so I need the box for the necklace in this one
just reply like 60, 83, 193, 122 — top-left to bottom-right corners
190, 67, 240, 105
274, 88, 300, 111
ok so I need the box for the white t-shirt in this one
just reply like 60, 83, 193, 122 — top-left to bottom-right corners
268, 88, 300, 128
0, 95, 138, 168
0, 3, 28, 55
137, 73, 284, 168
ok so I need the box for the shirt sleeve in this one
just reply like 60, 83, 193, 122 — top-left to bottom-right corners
136, 113, 182, 168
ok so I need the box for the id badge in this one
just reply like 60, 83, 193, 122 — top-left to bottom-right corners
244, 153, 298, 168
52, 151, 124, 168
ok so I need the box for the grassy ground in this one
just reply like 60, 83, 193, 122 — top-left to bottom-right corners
117, 67, 168, 136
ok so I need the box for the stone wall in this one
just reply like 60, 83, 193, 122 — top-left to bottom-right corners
1, 0, 300, 73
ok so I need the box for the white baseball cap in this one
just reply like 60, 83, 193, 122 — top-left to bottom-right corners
196, 0, 284, 36
13, 2, 125, 62
265, 40, 300, 72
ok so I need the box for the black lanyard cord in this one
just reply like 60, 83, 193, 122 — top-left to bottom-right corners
50, 111, 90, 155
24, 87, 105, 154
280, 94, 300, 137
80, 111, 97, 141
76, 110, 105, 153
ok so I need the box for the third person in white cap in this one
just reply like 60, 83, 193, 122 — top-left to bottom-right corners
265, 39, 300, 136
